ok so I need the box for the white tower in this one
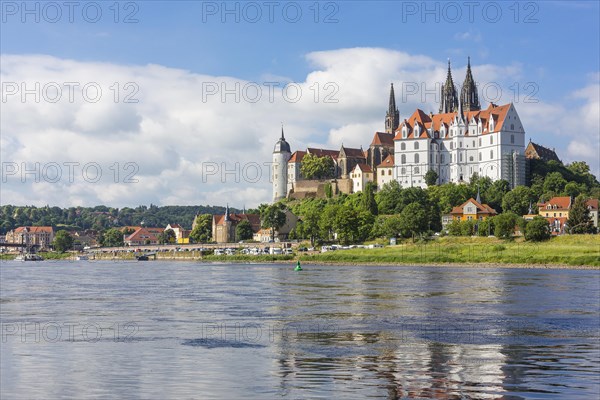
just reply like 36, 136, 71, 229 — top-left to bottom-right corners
272, 127, 291, 202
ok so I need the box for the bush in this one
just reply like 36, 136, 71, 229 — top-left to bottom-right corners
524, 216, 551, 242
494, 212, 518, 239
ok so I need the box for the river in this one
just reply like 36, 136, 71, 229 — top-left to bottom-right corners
1, 260, 599, 399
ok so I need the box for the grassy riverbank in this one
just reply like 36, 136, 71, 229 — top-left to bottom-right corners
1, 236, 597, 267
300, 235, 600, 267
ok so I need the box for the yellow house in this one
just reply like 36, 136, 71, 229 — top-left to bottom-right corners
450, 198, 497, 221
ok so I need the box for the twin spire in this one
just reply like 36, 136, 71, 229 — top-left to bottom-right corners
385, 83, 400, 133
439, 57, 480, 114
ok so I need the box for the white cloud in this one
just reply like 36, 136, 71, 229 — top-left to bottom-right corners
1, 49, 597, 207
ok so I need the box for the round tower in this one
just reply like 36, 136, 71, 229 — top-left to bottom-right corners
272, 127, 291, 202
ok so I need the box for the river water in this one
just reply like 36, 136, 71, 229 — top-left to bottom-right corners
1, 260, 599, 399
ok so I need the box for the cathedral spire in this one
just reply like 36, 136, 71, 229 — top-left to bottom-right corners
281, 124, 285, 140
224, 204, 230, 221
385, 83, 400, 133
461, 56, 480, 112
439, 59, 459, 113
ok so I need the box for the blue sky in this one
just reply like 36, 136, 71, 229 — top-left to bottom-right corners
1, 1, 599, 207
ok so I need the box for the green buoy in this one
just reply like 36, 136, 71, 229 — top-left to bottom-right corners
294, 261, 302, 271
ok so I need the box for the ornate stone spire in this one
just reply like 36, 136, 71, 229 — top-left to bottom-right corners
439, 59, 459, 114
224, 204, 230, 221
461, 57, 480, 112
385, 83, 400, 133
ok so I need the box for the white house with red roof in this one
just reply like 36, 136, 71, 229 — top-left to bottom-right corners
376, 154, 395, 188
350, 163, 373, 193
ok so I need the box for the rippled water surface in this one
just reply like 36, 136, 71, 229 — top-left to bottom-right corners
1, 261, 599, 399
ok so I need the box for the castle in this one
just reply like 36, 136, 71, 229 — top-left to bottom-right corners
272, 58, 526, 202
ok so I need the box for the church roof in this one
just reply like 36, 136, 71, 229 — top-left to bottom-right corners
370, 131, 395, 147
525, 141, 561, 162
376, 154, 394, 169
213, 213, 261, 230
341, 146, 366, 158
307, 148, 339, 160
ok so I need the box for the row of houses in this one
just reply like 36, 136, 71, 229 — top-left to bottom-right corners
448, 196, 599, 234
4, 195, 596, 249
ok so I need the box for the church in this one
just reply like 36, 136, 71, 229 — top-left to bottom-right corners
272, 58, 527, 202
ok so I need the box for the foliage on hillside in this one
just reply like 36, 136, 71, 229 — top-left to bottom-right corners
0, 204, 238, 233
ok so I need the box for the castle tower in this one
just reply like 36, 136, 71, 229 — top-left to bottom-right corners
385, 83, 400, 133
439, 59, 459, 114
272, 126, 291, 202
460, 57, 480, 112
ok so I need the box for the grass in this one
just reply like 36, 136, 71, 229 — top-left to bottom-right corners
299, 235, 600, 267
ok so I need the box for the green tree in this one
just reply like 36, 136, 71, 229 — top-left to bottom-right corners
235, 220, 254, 241
524, 216, 551, 241
261, 203, 287, 241
52, 230, 74, 253
300, 154, 335, 180
102, 228, 124, 247
190, 214, 213, 243
361, 182, 378, 215
502, 186, 532, 216
484, 179, 510, 212
159, 228, 176, 244
334, 204, 359, 245
447, 220, 462, 236
567, 195, 595, 234
493, 212, 518, 239
425, 169, 439, 186
543, 172, 567, 195
399, 202, 428, 240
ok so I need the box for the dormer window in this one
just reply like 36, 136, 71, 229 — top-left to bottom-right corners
402, 127, 407, 139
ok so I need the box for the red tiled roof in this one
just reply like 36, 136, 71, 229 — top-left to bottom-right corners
353, 163, 372, 173
586, 199, 598, 210
307, 148, 339, 160
370, 132, 394, 147
394, 103, 512, 140
14, 226, 53, 233
213, 213, 261, 231
376, 154, 394, 168
288, 150, 306, 163
538, 196, 571, 211
125, 227, 162, 242
450, 198, 498, 215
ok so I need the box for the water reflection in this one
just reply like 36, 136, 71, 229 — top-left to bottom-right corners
1, 261, 598, 399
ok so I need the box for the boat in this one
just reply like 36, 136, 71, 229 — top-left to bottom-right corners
136, 255, 149, 261
75, 255, 89, 261
15, 253, 44, 261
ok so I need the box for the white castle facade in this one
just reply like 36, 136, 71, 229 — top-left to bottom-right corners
272, 58, 526, 202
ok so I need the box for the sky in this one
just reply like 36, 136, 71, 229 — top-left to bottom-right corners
1, 0, 599, 209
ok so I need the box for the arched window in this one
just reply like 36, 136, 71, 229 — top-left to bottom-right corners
414, 142, 419, 150
388, 170, 392, 175
401, 154, 406, 164
479, 138, 482, 146
511, 134, 515, 144
459, 153, 463, 162
415, 154, 420, 163
414, 167, 419, 174
511, 124, 514, 130
401, 167, 406, 175
490, 136, 494, 145
469, 156, 474, 162
401, 143, 406, 150
479, 152, 482, 161
490, 150, 494, 159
